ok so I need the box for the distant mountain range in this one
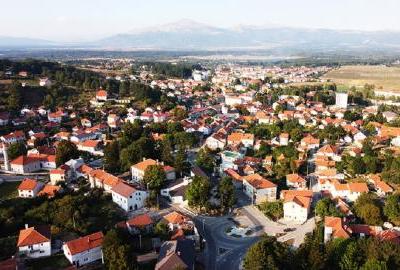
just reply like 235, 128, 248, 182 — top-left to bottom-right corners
2, 19, 400, 53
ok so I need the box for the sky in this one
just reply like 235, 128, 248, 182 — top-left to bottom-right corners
1, 0, 400, 41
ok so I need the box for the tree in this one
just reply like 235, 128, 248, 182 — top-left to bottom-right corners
384, 194, 400, 226
7, 81, 22, 113
142, 165, 166, 191
243, 236, 293, 270
161, 140, 174, 165
120, 121, 143, 147
174, 146, 188, 177
354, 193, 384, 225
103, 141, 120, 173
55, 140, 79, 166
120, 137, 155, 171
315, 197, 343, 218
360, 259, 388, 270
186, 176, 211, 211
195, 148, 214, 174
154, 221, 169, 240
258, 200, 284, 221
7, 142, 27, 160
218, 177, 235, 212
103, 229, 135, 270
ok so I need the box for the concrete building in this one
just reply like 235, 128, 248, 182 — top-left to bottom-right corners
335, 93, 348, 109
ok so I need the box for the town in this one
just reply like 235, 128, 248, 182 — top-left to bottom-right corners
0, 57, 399, 270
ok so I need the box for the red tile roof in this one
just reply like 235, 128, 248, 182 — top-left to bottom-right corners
18, 178, 39, 191
64, 232, 103, 255
17, 226, 50, 247
111, 182, 136, 197
127, 213, 153, 227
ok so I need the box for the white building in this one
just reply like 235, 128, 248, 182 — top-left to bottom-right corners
111, 182, 148, 211
335, 93, 348, 109
131, 158, 176, 182
17, 225, 51, 258
18, 178, 44, 198
242, 174, 277, 203
281, 190, 313, 224
63, 232, 104, 268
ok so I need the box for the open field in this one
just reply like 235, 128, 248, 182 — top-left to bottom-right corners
323, 65, 400, 92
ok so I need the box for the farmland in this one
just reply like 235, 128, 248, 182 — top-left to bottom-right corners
323, 65, 400, 92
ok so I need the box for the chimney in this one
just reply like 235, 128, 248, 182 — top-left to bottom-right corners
25, 224, 29, 229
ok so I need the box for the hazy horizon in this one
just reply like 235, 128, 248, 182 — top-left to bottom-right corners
1, 0, 400, 42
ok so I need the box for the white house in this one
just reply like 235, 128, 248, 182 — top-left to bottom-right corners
242, 174, 277, 204
17, 225, 51, 258
161, 177, 191, 204
205, 134, 226, 150
63, 232, 104, 268
282, 190, 313, 224
18, 178, 44, 198
131, 159, 176, 182
111, 182, 148, 211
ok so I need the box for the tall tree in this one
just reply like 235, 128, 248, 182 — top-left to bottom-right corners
55, 140, 79, 166
142, 165, 166, 191
7, 142, 27, 160
103, 229, 135, 270
186, 176, 211, 211
218, 177, 236, 212
104, 141, 120, 173
243, 236, 293, 270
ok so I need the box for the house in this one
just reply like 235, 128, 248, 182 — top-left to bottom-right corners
18, 178, 44, 198
155, 239, 196, 270
205, 133, 226, 150
88, 169, 122, 192
282, 190, 313, 224
0, 112, 9, 126
17, 225, 51, 258
131, 159, 176, 182
162, 211, 198, 242
39, 78, 51, 87
220, 150, 244, 172
77, 140, 103, 156
300, 135, 320, 150
286, 174, 307, 190
324, 216, 351, 243
48, 111, 64, 123
161, 178, 191, 204
1, 131, 25, 144
126, 213, 154, 234
242, 174, 277, 203
63, 232, 104, 268
38, 184, 61, 198
279, 133, 289, 146
227, 133, 254, 148
96, 90, 108, 101
111, 181, 148, 211
366, 174, 393, 196
50, 165, 71, 185
107, 114, 120, 128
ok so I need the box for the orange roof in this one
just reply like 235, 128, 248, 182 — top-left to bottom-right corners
18, 178, 39, 190
348, 182, 369, 193
281, 190, 313, 200
381, 126, 400, 137
17, 226, 50, 247
127, 213, 153, 227
227, 132, 254, 143
317, 144, 338, 155
163, 211, 187, 225
64, 232, 103, 255
324, 216, 351, 239
301, 135, 320, 145
131, 159, 158, 172
243, 174, 276, 189
376, 180, 393, 193
78, 164, 93, 174
80, 140, 99, 148
50, 168, 66, 175
111, 182, 136, 197
11, 155, 39, 165
38, 185, 60, 197
96, 90, 107, 97
225, 169, 242, 182
89, 169, 121, 188
286, 174, 306, 184
285, 195, 312, 209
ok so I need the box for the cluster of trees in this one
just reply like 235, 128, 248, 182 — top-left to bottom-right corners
258, 200, 284, 221
138, 62, 194, 79
7, 141, 27, 160
0, 188, 124, 240
244, 228, 400, 270
315, 197, 343, 218
104, 120, 196, 175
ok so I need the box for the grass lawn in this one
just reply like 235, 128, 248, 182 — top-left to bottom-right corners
323, 65, 400, 92
0, 181, 20, 200
25, 254, 71, 270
